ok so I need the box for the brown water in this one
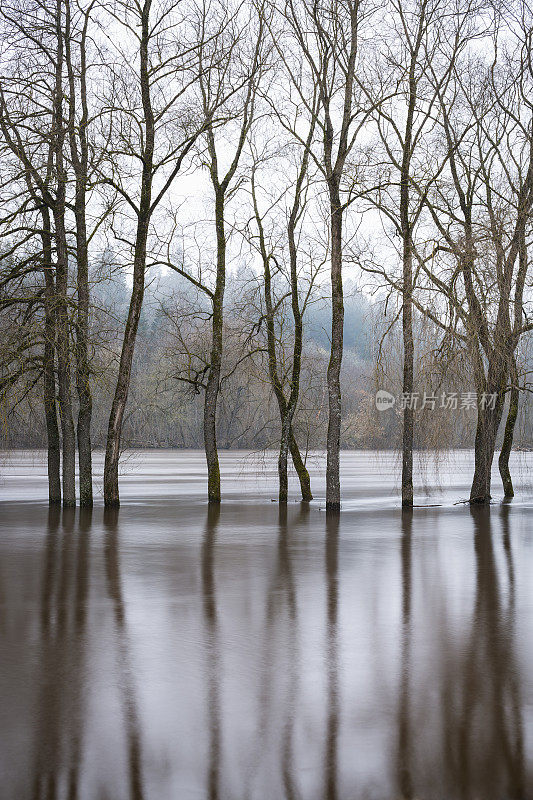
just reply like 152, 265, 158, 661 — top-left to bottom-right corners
1, 450, 533, 799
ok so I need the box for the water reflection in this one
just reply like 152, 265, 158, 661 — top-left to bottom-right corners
325, 512, 340, 800
462, 506, 525, 799
32, 507, 90, 800
279, 505, 300, 800
1, 501, 532, 799
246, 503, 306, 798
103, 508, 145, 800
201, 504, 221, 800
398, 510, 413, 800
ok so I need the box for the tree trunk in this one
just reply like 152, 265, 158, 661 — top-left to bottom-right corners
326, 182, 344, 511
259, 209, 312, 503
278, 417, 291, 503
54, 208, 77, 508
276, 415, 313, 503
104, 232, 148, 507
66, 0, 93, 507
289, 428, 312, 501
43, 330, 61, 506
470, 397, 504, 504
53, 0, 76, 507
103, 1, 154, 508
499, 358, 519, 499
76, 255, 93, 509
399, 63, 417, 510
204, 352, 222, 504
282, 166, 311, 503
72, 158, 93, 507
401, 241, 414, 508
204, 191, 225, 504
41, 209, 61, 505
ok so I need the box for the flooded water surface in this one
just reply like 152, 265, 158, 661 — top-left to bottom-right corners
1, 450, 533, 799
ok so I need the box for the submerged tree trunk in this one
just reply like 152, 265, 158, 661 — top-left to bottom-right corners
104, 1, 154, 508
204, 191, 225, 504
470, 388, 505, 504
289, 429, 312, 501
53, 206, 77, 508
41, 209, 61, 506
278, 166, 313, 504
74, 211, 93, 509
66, 0, 93, 507
43, 318, 61, 506
326, 182, 344, 512
401, 241, 414, 508
399, 54, 420, 510
194, 8, 264, 504
278, 411, 311, 502
275, 411, 312, 502
278, 418, 290, 504
499, 358, 519, 499
258, 208, 312, 504
53, 0, 76, 507
104, 226, 149, 507
199, 21, 262, 503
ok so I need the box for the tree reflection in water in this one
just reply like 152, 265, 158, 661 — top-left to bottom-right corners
201, 504, 221, 800
398, 509, 413, 800
32, 507, 90, 800
2, 493, 532, 800
243, 502, 308, 799
325, 511, 339, 800
103, 508, 145, 800
410, 505, 526, 800
457, 505, 525, 799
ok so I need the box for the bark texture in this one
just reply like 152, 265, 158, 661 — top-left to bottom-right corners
470, 373, 505, 504
399, 40, 422, 509
401, 243, 414, 509
325, 182, 344, 511
499, 359, 519, 499
41, 208, 61, 505
204, 190, 225, 504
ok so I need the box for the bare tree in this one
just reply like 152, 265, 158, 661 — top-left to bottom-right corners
425, 14, 533, 503
0, 0, 78, 505
64, 0, 96, 506
362, 0, 532, 503
274, 0, 377, 509
197, 0, 265, 503
100, 0, 208, 506
51, 0, 78, 507
154, 0, 267, 503
361, 0, 474, 505
0, 148, 62, 504
247, 122, 319, 501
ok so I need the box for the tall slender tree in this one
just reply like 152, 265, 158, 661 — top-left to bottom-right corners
275, 0, 376, 509
0, 0, 77, 505
198, 1, 265, 503
364, 0, 457, 506
101, 0, 209, 506
156, 0, 268, 503
248, 114, 319, 502
65, 0, 96, 506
